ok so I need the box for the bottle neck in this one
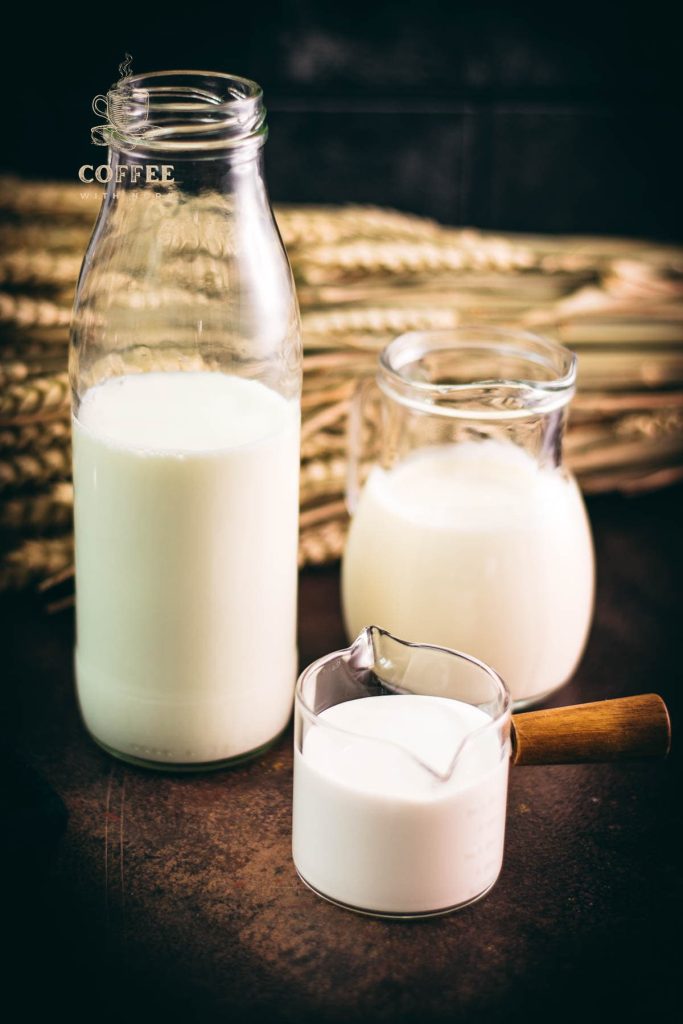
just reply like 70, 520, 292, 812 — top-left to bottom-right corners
95, 70, 267, 194
104, 143, 267, 196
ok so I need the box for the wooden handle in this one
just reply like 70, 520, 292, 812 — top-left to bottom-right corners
511, 694, 671, 766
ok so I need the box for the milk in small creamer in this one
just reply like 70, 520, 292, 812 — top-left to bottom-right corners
292, 693, 509, 915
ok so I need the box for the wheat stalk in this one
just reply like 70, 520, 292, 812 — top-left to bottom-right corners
0, 535, 74, 590
0, 446, 71, 491
0, 222, 91, 252
300, 456, 346, 505
0, 372, 70, 421
0, 177, 102, 218
2, 177, 683, 590
0, 361, 30, 386
0, 417, 70, 453
0, 250, 84, 288
0, 482, 73, 532
580, 463, 683, 495
298, 518, 347, 568
0, 293, 72, 329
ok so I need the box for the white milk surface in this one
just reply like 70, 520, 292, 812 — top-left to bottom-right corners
292, 694, 509, 915
342, 441, 594, 704
72, 371, 300, 765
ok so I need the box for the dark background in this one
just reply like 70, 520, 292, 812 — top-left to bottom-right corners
1, 1, 681, 238
2, 7, 682, 1021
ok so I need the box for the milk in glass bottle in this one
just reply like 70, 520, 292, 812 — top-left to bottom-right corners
70, 71, 301, 769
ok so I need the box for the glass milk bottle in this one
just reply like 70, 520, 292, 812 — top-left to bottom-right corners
341, 328, 595, 708
70, 71, 302, 769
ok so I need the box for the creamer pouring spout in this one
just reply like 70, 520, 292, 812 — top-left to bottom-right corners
325, 627, 671, 769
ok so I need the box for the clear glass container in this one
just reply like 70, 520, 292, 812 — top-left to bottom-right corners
292, 626, 512, 917
70, 71, 302, 770
342, 327, 595, 709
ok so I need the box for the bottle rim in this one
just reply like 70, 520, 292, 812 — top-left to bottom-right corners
377, 326, 577, 419
103, 70, 267, 153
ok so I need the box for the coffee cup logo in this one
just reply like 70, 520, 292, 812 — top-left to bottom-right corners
90, 53, 152, 148
78, 54, 173, 186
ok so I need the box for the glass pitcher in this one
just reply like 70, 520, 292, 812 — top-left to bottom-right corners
70, 71, 302, 770
341, 327, 595, 708
292, 626, 512, 917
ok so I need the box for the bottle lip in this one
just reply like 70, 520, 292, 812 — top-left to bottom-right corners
378, 327, 577, 419
103, 70, 267, 154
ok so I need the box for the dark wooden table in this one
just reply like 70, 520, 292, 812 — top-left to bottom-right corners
2, 487, 682, 1023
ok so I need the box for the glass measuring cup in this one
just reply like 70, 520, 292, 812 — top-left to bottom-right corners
341, 327, 595, 709
292, 626, 512, 918
293, 629, 670, 919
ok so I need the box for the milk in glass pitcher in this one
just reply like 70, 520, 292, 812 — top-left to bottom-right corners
342, 328, 594, 708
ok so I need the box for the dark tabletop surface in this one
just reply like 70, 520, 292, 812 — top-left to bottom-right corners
2, 486, 682, 1024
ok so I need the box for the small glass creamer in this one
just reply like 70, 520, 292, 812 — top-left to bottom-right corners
341, 327, 595, 708
293, 627, 512, 917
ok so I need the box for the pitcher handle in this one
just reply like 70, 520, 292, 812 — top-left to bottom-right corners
511, 694, 671, 765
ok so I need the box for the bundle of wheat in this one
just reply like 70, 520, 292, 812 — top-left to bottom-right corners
1, 176, 682, 599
